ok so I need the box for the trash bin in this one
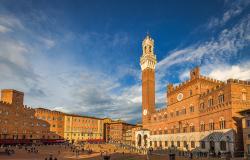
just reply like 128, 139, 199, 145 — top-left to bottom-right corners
169, 153, 175, 160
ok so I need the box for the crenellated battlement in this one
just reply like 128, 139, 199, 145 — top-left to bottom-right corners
199, 75, 224, 84
155, 107, 167, 113
226, 78, 250, 85
167, 74, 224, 94
35, 107, 64, 115
199, 78, 250, 98
24, 105, 33, 110
0, 100, 34, 111
0, 100, 11, 106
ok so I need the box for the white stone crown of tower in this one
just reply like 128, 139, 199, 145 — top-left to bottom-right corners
140, 35, 157, 70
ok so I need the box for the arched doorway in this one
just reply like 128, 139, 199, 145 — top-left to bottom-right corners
209, 140, 215, 152
137, 134, 142, 147
143, 135, 147, 147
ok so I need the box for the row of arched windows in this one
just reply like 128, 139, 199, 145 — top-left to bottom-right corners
152, 105, 195, 122
151, 117, 226, 135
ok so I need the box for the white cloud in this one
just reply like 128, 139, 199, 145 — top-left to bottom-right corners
203, 62, 250, 81
179, 70, 190, 81
0, 24, 11, 33
0, 15, 24, 31
157, 14, 250, 74
0, 39, 30, 69
40, 37, 56, 49
207, 0, 250, 29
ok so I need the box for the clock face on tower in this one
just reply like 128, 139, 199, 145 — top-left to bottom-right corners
177, 93, 183, 101
143, 109, 148, 116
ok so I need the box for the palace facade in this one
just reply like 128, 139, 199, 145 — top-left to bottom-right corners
136, 35, 250, 155
0, 89, 56, 144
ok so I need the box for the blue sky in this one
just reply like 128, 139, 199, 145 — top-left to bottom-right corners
0, 0, 250, 123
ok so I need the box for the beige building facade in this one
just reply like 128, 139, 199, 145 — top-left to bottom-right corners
64, 114, 104, 143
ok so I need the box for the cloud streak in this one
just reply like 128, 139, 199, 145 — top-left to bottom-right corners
207, 0, 250, 29
157, 14, 250, 74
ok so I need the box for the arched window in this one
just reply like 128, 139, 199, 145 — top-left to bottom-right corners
164, 113, 168, 119
183, 124, 187, 133
159, 141, 162, 148
209, 120, 214, 130
208, 97, 213, 107
242, 89, 247, 101
200, 121, 205, 131
218, 93, 224, 103
154, 141, 157, 148
158, 115, 162, 121
149, 46, 152, 52
177, 141, 180, 147
190, 105, 194, 112
183, 141, 187, 148
159, 129, 162, 135
200, 102, 205, 109
190, 90, 193, 96
189, 123, 195, 132
176, 125, 180, 133
182, 107, 186, 115
171, 141, 174, 147
164, 128, 168, 134
171, 126, 174, 134
176, 110, 179, 116
200, 141, 206, 149
191, 141, 195, 148
170, 112, 174, 117
165, 141, 168, 147
220, 141, 227, 151
219, 117, 226, 129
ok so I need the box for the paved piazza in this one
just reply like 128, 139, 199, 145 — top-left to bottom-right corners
0, 143, 245, 160
0, 143, 146, 160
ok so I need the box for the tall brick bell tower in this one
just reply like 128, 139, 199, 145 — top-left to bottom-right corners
140, 34, 157, 125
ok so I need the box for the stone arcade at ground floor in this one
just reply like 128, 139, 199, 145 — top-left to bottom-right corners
135, 129, 235, 154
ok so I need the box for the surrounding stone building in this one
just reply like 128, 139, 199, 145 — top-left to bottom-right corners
63, 114, 104, 143
103, 118, 113, 142
123, 129, 132, 145
239, 109, 250, 158
131, 124, 142, 146
35, 108, 65, 140
0, 89, 105, 144
0, 89, 54, 144
136, 35, 250, 155
0, 89, 136, 145
105, 120, 135, 143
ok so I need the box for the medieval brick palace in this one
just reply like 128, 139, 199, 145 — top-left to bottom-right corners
135, 35, 250, 155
